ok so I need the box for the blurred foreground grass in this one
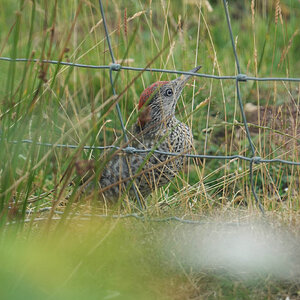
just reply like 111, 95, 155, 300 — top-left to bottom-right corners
1, 214, 300, 300
1, 220, 162, 300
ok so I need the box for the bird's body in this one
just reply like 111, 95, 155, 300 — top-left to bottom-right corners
76, 66, 201, 201
97, 117, 193, 199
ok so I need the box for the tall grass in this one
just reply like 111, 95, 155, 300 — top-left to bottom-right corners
0, 0, 300, 298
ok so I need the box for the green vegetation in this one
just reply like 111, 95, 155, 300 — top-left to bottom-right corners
0, 0, 300, 299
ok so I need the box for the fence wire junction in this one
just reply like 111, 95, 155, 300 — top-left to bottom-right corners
1, 0, 300, 218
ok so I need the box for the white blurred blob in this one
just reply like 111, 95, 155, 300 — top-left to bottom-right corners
165, 221, 300, 280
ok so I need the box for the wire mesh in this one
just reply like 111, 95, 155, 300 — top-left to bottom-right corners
1, 0, 300, 218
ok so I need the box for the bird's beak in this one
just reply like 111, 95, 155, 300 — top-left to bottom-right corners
175, 65, 202, 86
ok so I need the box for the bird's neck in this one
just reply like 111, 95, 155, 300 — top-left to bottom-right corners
135, 114, 179, 136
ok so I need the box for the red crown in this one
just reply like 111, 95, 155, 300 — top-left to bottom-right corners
138, 81, 168, 110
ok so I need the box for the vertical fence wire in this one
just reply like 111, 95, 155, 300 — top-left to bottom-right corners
222, 0, 264, 214
98, 0, 143, 210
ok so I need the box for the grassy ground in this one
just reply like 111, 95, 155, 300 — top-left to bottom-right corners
0, 0, 300, 299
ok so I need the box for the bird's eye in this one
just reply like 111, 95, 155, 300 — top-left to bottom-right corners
165, 88, 173, 97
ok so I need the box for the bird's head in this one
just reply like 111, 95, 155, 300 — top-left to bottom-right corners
137, 66, 201, 129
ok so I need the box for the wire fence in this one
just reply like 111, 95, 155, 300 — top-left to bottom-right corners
18, 207, 247, 226
1, 0, 300, 218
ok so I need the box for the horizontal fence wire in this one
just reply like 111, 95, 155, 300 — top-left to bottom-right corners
1, 56, 300, 82
1, 0, 300, 219
4, 139, 300, 166
18, 207, 247, 226
2, 206, 247, 226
